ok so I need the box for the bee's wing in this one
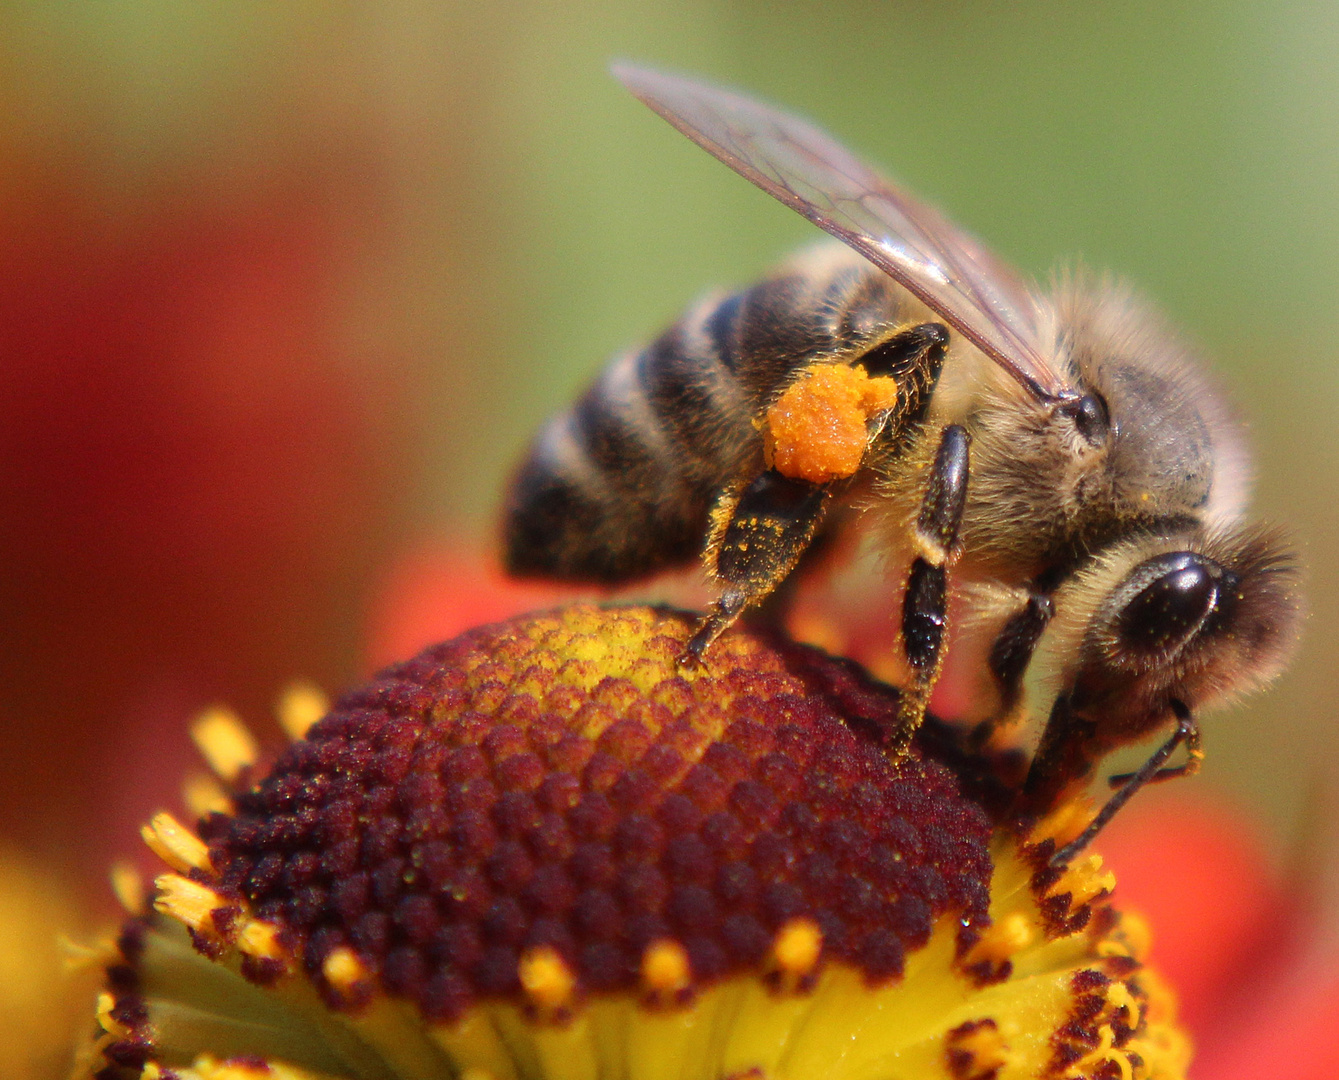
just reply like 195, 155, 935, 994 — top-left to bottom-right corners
614, 64, 1070, 403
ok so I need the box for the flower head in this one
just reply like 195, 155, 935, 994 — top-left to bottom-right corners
85, 605, 1189, 1080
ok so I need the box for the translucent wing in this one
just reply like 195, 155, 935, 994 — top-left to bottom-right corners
613, 63, 1072, 403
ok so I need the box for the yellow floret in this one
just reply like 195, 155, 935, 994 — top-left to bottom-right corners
321, 946, 371, 993
277, 680, 329, 741
771, 917, 823, 982
519, 946, 578, 1010
191, 706, 259, 783
141, 811, 213, 874
641, 939, 692, 999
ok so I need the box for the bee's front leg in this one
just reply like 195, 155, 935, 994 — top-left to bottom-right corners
682, 470, 830, 665
1044, 702, 1202, 868
888, 423, 971, 756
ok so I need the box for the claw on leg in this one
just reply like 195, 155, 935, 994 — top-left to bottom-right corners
680, 591, 746, 667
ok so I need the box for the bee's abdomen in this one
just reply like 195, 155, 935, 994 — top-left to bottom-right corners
504, 294, 754, 582
504, 248, 906, 583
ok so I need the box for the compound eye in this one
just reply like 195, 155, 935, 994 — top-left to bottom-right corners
1061, 392, 1111, 447
1117, 552, 1222, 655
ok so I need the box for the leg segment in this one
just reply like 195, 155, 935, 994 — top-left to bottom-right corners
1048, 702, 1202, 868
682, 470, 829, 664
1106, 699, 1205, 787
990, 593, 1056, 708
969, 590, 1056, 747
888, 423, 971, 756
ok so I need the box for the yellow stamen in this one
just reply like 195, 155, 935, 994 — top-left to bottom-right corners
187, 1055, 326, 1080
1096, 933, 1136, 962
277, 680, 328, 741
1135, 969, 1194, 1076
962, 911, 1034, 967
1065, 1024, 1132, 1080
1103, 980, 1140, 1029
787, 611, 848, 658
460, 1070, 500, 1080
69, 1032, 116, 1080
1046, 853, 1115, 907
109, 861, 145, 914
947, 1019, 1014, 1077
640, 939, 691, 997
772, 917, 823, 979
59, 933, 119, 974
182, 771, 231, 818
263, 1064, 331, 1080
322, 946, 371, 993
96, 990, 131, 1038
1029, 800, 1093, 850
153, 873, 229, 939
518, 945, 577, 1010
236, 918, 288, 964
191, 706, 258, 783
141, 812, 213, 874
1116, 909, 1152, 959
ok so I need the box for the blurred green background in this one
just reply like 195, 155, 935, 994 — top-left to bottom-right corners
1, 2, 1337, 1071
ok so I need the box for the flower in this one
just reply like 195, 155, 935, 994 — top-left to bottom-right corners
82, 605, 1188, 1080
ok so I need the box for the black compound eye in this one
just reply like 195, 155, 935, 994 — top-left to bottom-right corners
1061, 392, 1111, 447
1117, 552, 1222, 654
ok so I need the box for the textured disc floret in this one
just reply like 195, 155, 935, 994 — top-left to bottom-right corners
206, 605, 994, 1017
83, 605, 1191, 1080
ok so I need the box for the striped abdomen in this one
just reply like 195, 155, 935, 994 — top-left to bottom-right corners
504, 244, 919, 583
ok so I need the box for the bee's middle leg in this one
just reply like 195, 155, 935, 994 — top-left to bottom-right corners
888, 423, 970, 756
682, 469, 830, 664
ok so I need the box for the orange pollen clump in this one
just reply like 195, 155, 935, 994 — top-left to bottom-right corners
764, 362, 901, 485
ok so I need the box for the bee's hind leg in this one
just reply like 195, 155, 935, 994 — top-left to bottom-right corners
888, 424, 971, 757
684, 320, 950, 667
681, 469, 830, 665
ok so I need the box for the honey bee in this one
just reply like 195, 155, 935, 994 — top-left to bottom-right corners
504, 65, 1300, 860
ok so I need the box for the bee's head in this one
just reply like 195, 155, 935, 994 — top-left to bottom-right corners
1052, 275, 1254, 532
1044, 523, 1301, 754
954, 275, 1251, 573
